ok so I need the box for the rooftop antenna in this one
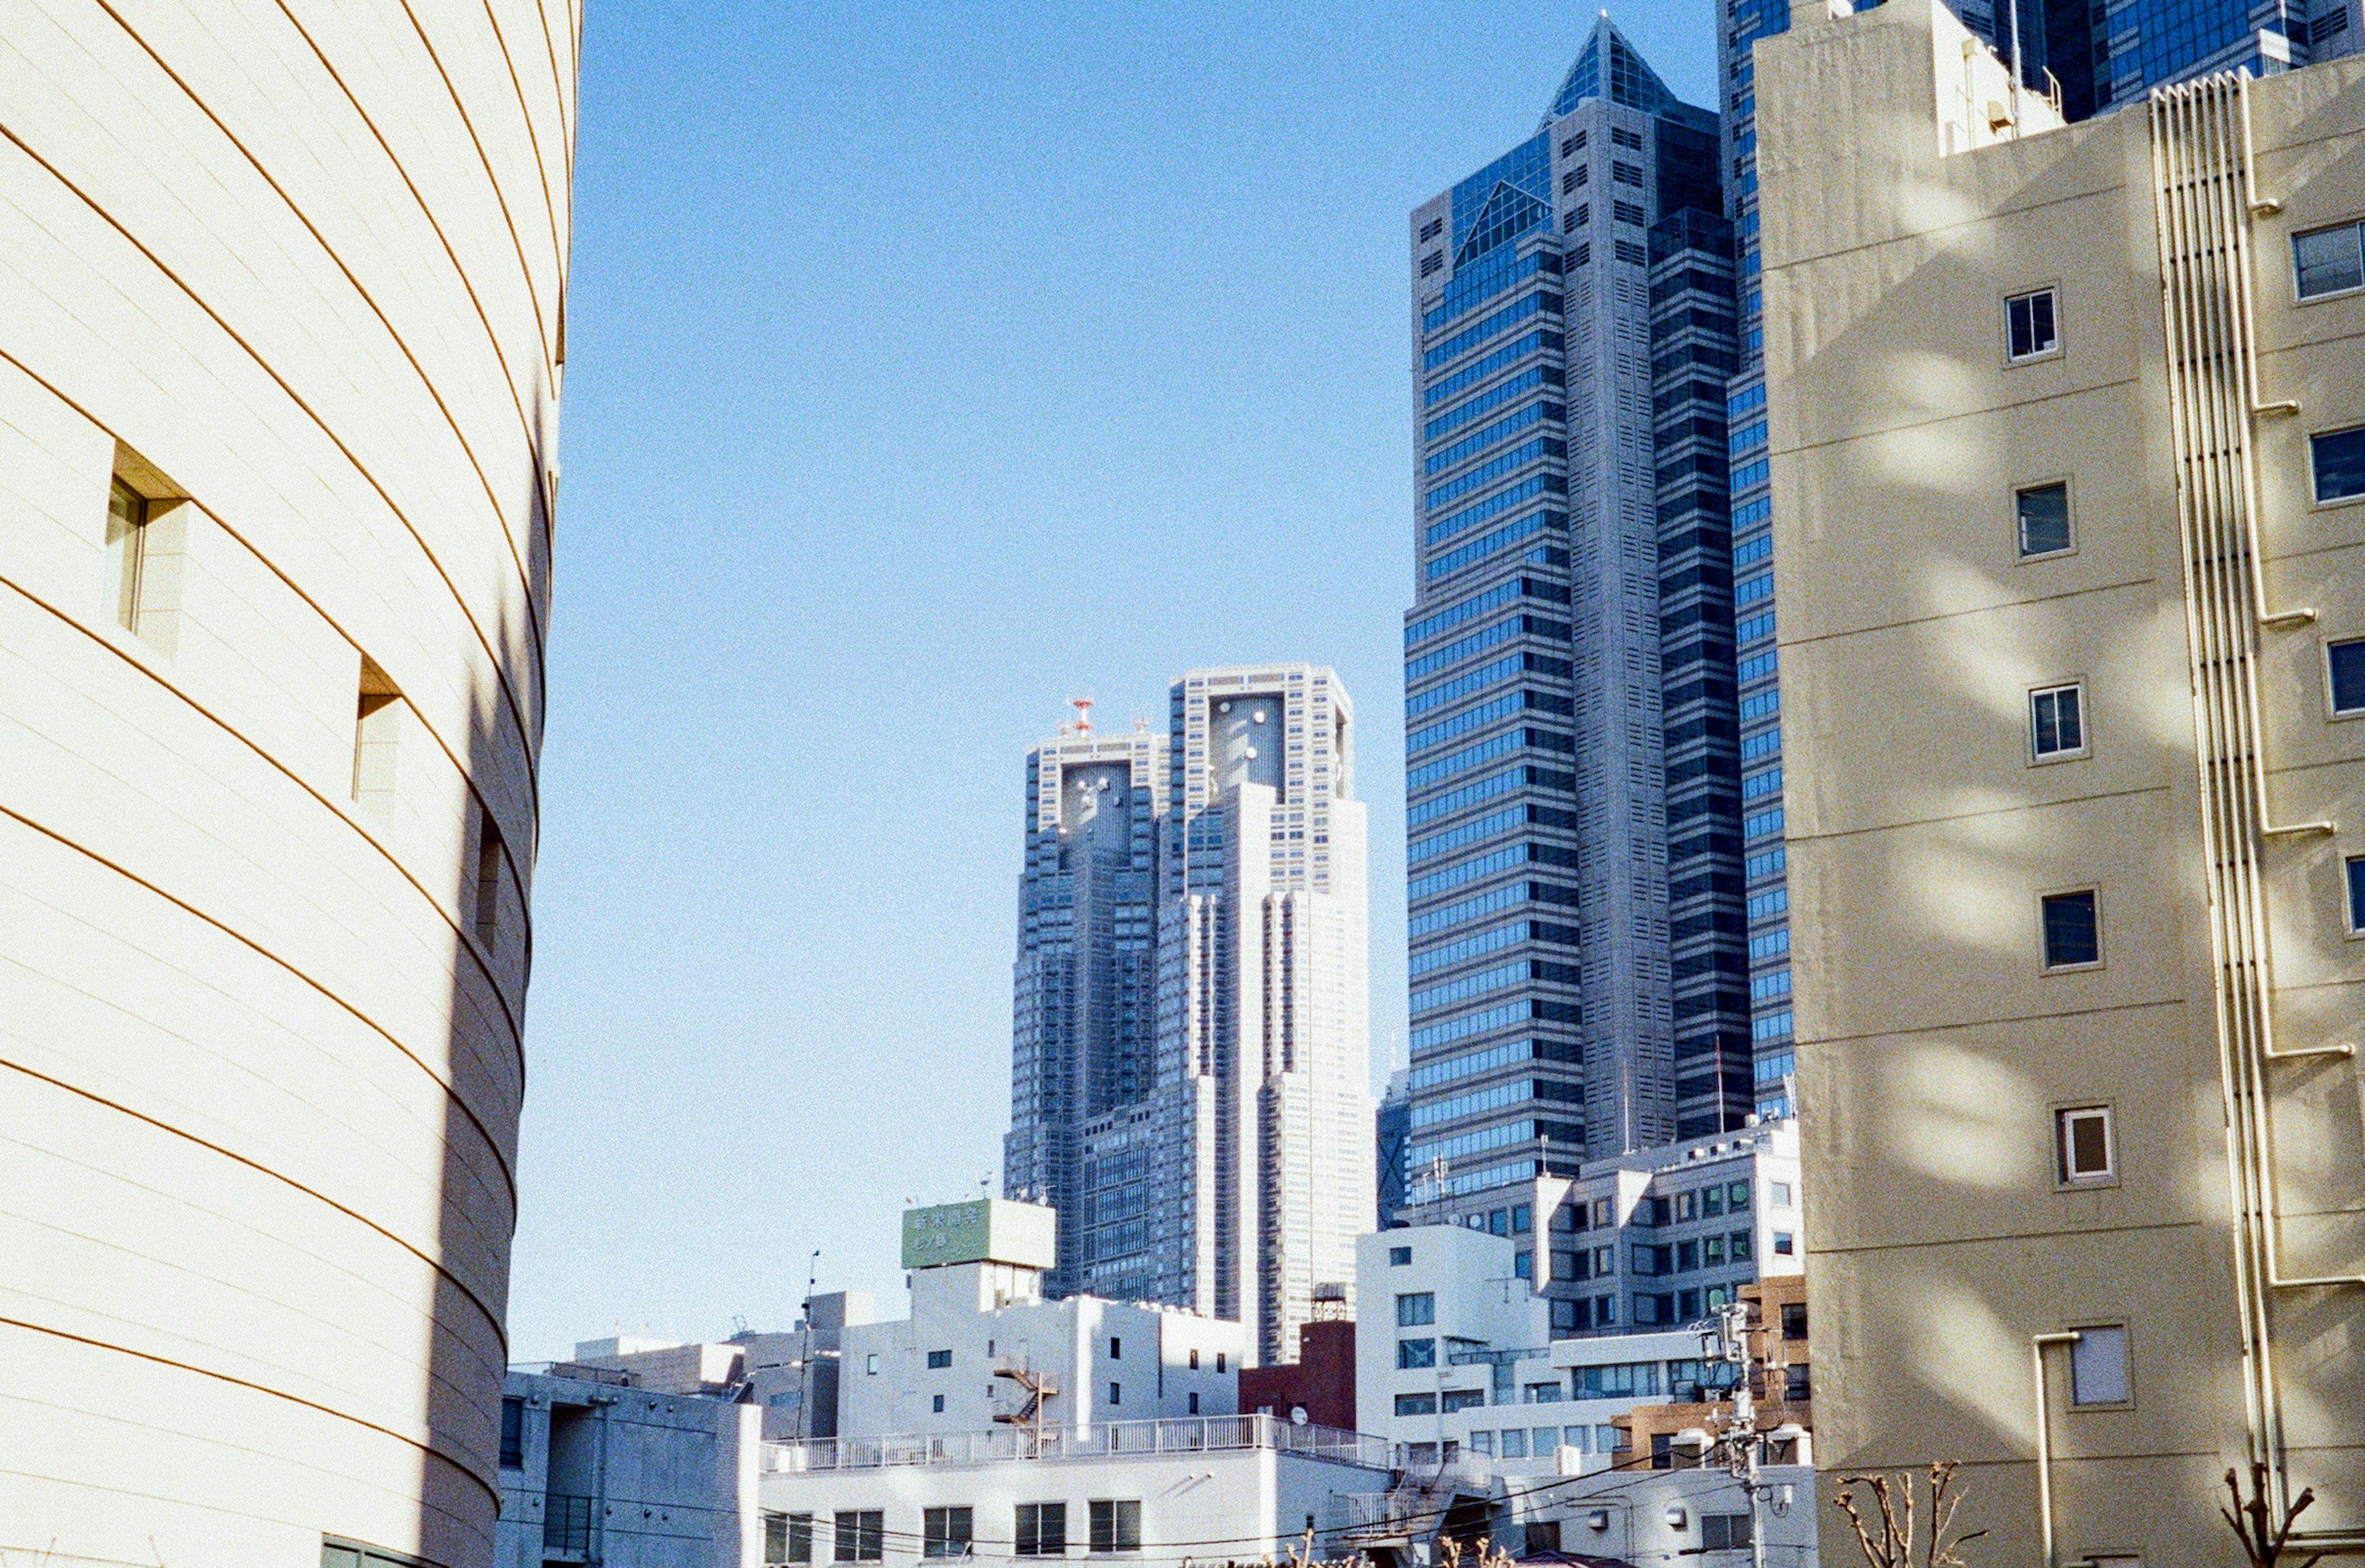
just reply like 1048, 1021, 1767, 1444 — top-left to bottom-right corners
1070, 697, 1093, 734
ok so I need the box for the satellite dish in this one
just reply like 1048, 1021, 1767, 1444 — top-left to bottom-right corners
1290, 1405, 1308, 1426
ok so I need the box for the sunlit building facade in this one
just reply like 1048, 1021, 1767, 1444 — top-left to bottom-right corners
1761, 1, 2363, 1557
0, 4, 571, 1564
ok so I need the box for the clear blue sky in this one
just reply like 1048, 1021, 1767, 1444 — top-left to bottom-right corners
509, 0, 1720, 1360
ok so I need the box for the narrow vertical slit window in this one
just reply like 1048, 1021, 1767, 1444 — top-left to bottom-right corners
107, 477, 148, 631
475, 806, 504, 952
354, 656, 402, 810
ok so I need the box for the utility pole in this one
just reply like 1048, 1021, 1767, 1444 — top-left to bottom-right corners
1700, 1299, 1769, 1568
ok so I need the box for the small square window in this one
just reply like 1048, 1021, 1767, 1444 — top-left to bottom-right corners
1398, 1338, 1437, 1370
1016, 1503, 1067, 1558
2042, 890, 2101, 969
2293, 220, 2365, 299
1500, 1428, 1529, 1458
2057, 1105, 2115, 1183
2007, 288, 2059, 360
1388, 1245, 1413, 1266
924, 1507, 973, 1559
2347, 857, 2365, 933
2069, 1325, 2130, 1406
1773, 1231, 1795, 1255
926, 1348, 952, 1369
2031, 683, 2087, 759
1089, 1500, 1141, 1555
2313, 426, 2365, 504
2017, 482, 2072, 557
1397, 1292, 1436, 1327
1769, 1181, 1791, 1208
2329, 639, 2365, 715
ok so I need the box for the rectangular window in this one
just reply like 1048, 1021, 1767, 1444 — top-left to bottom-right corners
788, 1515, 814, 1564
865, 1353, 879, 1375
1016, 1503, 1067, 1557
474, 806, 504, 952
499, 1397, 524, 1468
1215, 1352, 1224, 1373
1769, 1181, 1791, 1208
2007, 288, 2059, 360
2069, 1325, 2130, 1405
1108, 1337, 1121, 1359
1731, 1229, 1753, 1261
1396, 1392, 1438, 1416
2314, 426, 2365, 504
1728, 1181, 1750, 1210
2058, 1105, 2115, 1182
354, 658, 403, 807
932, 1393, 945, 1413
1441, 1389, 1486, 1412
1421, 251, 1442, 278
1396, 1292, 1436, 1327
1397, 1338, 1437, 1369
2031, 683, 2087, 759
1500, 1428, 1529, 1458
2348, 856, 2365, 933
2042, 890, 2101, 969
2294, 219, 2365, 299
1773, 1231, 1795, 1255
927, 1349, 952, 1369
1089, 1500, 1141, 1555
2016, 481, 2071, 557
1513, 1250, 1534, 1279
107, 477, 149, 632
924, 1508, 973, 1559
1108, 1381, 1120, 1405
1702, 1515, 1757, 1551
834, 1512, 884, 1563
2330, 639, 2365, 714
1187, 1348, 1199, 1368
1781, 1302, 1808, 1341
1388, 1245, 1412, 1266
1784, 1364, 1813, 1402
1187, 1391, 1199, 1413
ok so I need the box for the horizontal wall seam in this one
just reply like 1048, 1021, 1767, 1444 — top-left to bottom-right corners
1784, 780, 2170, 843
0, 685, 519, 1203
83, 0, 555, 679
0, 355, 534, 1057
1810, 1216, 2204, 1254
1801, 994, 2186, 1045
0, 1315, 495, 1510
0, 119, 549, 831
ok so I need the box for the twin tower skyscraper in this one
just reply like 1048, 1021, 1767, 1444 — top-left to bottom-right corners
1002, 667, 1374, 1365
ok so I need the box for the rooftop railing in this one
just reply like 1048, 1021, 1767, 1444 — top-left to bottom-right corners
764, 1414, 1390, 1475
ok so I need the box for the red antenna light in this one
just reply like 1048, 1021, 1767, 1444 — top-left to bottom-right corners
1069, 698, 1093, 734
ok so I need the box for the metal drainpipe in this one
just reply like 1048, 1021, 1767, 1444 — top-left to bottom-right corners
2029, 1332, 2082, 1568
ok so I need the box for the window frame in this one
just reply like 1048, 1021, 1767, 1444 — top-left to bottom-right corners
2066, 1323, 2135, 1410
833, 1511, 884, 1564
1396, 1291, 1436, 1327
2292, 217, 2365, 302
2325, 636, 2365, 719
2054, 1103, 2119, 1187
1016, 1503, 1068, 1558
1088, 1499, 1141, 1556
2039, 887, 2104, 973
2309, 424, 2365, 507
2029, 680, 2090, 763
2003, 285, 2063, 365
924, 1507, 974, 1559
2013, 477, 2076, 560
2346, 854, 2365, 938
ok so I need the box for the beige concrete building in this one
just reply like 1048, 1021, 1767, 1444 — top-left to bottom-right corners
1757, 2, 2365, 1561
0, 3, 572, 1566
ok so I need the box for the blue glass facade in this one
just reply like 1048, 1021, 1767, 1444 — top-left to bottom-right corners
1401, 21, 1747, 1220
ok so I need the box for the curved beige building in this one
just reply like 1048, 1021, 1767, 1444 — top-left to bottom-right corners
0, 4, 572, 1565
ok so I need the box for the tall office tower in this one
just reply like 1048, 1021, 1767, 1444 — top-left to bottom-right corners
1006, 716, 1169, 1301
0, 4, 570, 1566
1761, 2, 2363, 1555
1401, 20, 1747, 1221
1160, 666, 1374, 1364
1008, 669, 1375, 1364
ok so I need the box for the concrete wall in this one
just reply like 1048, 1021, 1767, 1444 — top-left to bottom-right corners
0, 2, 570, 1564
498, 1373, 759, 1568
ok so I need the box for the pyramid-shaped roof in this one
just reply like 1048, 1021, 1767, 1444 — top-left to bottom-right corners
1543, 14, 1680, 123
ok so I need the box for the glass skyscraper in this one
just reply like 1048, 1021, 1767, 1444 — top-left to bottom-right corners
1399, 21, 1753, 1223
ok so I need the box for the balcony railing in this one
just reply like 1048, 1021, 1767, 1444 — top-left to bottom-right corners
764, 1413, 1390, 1474
544, 1492, 594, 1554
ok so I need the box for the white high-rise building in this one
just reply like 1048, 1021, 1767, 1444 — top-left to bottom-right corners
1006, 667, 1375, 1365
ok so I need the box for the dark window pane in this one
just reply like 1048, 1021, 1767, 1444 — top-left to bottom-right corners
2348, 858, 2365, 933
2294, 222, 2365, 298
2018, 483, 2071, 555
2071, 1112, 2109, 1175
2331, 639, 2365, 714
2314, 427, 2365, 503
2043, 891, 2100, 967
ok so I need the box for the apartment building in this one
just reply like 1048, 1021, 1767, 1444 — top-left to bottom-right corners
1758, 1, 2364, 1559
